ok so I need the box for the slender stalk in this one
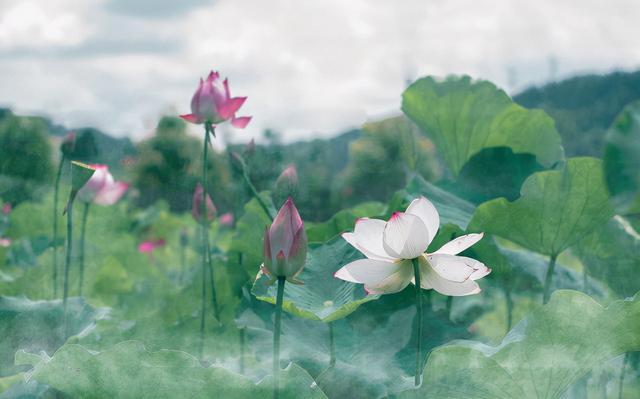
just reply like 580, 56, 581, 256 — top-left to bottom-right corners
62, 199, 74, 337
273, 276, 286, 399
504, 285, 514, 332
242, 168, 274, 219
411, 257, 423, 387
78, 202, 90, 297
199, 227, 206, 358
329, 321, 336, 367
446, 296, 453, 320
239, 327, 246, 374
618, 353, 629, 399
179, 231, 187, 286
52, 154, 65, 297
542, 254, 558, 304
205, 233, 220, 321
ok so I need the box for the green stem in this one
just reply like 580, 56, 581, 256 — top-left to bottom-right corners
180, 233, 186, 286
206, 231, 220, 322
239, 327, 246, 374
273, 276, 286, 399
411, 258, 423, 387
543, 254, 558, 304
505, 285, 514, 332
242, 168, 274, 220
329, 321, 336, 367
52, 155, 65, 298
202, 124, 220, 322
618, 352, 629, 399
62, 199, 74, 338
78, 202, 90, 297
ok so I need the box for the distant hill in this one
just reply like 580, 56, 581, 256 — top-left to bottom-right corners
514, 70, 640, 156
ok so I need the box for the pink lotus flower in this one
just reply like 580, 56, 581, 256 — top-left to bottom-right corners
192, 183, 217, 224
2, 203, 11, 215
77, 164, 129, 206
0, 238, 10, 247
262, 198, 307, 282
180, 71, 251, 128
219, 212, 234, 226
138, 239, 166, 253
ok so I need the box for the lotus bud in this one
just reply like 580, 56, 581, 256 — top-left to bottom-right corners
219, 212, 234, 226
192, 183, 217, 224
77, 164, 129, 205
180, 70, 251, 128
60, 131, 76, 157
263, 197, 307, 281
274, 164, 298, 203
66, 162, 97, 212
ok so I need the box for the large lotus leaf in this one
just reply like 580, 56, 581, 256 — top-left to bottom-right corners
243, 283, 478, 399
574, 215, 640, 298
306, 201, 386, 243
229, 193, 275, 279
252, 237, 379, 322
402, 75, 564, 175
0, 380, 54, 399
440, 147, 545, 204
394, 290, 640, 399
392, 175, 475, 230
604, 101, 640, 214
16, 341, 326, 399
469, 157, 614, 256
0, 296, 103, 377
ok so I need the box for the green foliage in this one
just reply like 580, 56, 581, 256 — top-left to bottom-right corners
604, 100, 640, 214
0, 111, 53, 204
338, 116, 440, 206
133, 116, 233, 212
395, 290, 640, 399
17, 341, 327, 399
306, 201, 385, 243
403, 76, 564, 176
515, 70, 640, 157
470, 157, 614, 256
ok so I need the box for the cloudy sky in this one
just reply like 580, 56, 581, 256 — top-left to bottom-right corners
1, 0, 639, 143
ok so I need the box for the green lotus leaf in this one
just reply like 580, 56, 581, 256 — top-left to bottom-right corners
469, 157, 614, 256
395, 290, 640, 399
402, 75, 564, 175
17, 341, 326, 399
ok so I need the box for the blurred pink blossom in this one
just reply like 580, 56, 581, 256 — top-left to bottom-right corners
192, 183, 217, 224
138, 239, 166, 254
77, 164, 129, 205
0, 238, 10, 247
219, 212, 234, 226
2, 203, 11, 215
180, 70, 251, 128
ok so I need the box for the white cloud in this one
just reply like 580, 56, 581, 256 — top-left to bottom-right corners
0, 0, 639, 142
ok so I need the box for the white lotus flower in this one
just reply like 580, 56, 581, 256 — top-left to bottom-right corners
334, 197, 490, 296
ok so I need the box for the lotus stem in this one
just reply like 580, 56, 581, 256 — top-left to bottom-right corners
504, 285, 514, 332
273, 276, 286, 399
180, 231, 187, 286
78, 202, 90, 297
329, 321, 336, 367
542, 254, 558, 304
239, 327, 246, 374
52, 154, 65, 297
62, 198, 73, 337
618, 352, 629, 399
411, 257, 422, 387
242, 167, 274, 220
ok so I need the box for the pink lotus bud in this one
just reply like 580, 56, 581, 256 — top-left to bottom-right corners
76, 164, 129, 206
219, 212, 234, 226
192, 183, 217, 224
180, 70, 251, 128
0, 238, 10, 247
263, 198, 307, 279
2, 203, 11, 215
60, 131, 76, 157
274, 164, 298, 203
